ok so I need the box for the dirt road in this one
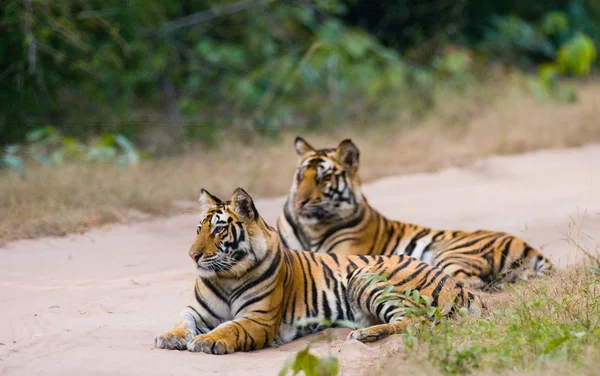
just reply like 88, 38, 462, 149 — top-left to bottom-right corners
1, 144, 599, 376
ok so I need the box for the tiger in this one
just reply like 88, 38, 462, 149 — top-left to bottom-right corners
154, 187, 484, 355
275, 137, 555, 291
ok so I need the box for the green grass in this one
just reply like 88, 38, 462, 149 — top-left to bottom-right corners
278, 231, 600, 376
371, 256, 600, 375
279, 262, 600, 376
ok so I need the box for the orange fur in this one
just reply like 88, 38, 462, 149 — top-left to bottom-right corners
155, 188, 484, 354
276, 137, 554, 291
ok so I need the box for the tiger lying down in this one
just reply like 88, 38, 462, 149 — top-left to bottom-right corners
155, 187, 485, 355
277, 137, 554, 291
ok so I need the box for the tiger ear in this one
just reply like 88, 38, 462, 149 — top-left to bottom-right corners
294, 136, 315, 156
198, 189, 221, 215
231, 187, 258, 221
336, 139, 360, 173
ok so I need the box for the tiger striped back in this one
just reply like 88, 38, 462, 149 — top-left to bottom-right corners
154, 187, 484, 355
276, 137, 554, 291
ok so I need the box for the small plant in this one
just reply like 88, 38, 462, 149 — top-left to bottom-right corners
0, 126, 141, 180
360, 272, 443, 322
278, 345, 339, 376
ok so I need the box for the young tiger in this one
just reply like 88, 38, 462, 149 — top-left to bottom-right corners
154, 187, 484, 355
276, 137, 554, 291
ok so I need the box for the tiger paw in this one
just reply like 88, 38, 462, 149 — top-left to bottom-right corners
155, 327, 192, 350
346, 328, 386, 343
187, 334, 234, 355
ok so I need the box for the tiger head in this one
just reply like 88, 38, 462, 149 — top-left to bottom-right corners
288, 137, 363, 225
188, 187, 276, 278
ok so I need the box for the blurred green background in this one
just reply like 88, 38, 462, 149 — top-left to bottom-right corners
1, 0, 598, 156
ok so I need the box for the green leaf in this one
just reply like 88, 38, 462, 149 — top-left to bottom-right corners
544, 336, 569, 354
375, 295, 400, 305
412, 289, 420, 303
278, 346, 339, 376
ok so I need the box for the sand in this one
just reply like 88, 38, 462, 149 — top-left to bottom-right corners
1, 144, 599, 376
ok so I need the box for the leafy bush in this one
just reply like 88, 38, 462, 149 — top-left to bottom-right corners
0, 126, 140, 179
2, 0, 600, 148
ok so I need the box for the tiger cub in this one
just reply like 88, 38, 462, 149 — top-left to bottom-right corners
276, 137, 554, 291
155, 187, 484, 354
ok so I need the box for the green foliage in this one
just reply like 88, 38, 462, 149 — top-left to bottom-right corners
557, 32, 597, 75
398, 268, 600, 375
412, 319, 483, 376
481, 7, 597, 103
482, 14, 557, 66
278, 346, 339, 376
0, 126, 140, 180
361, 273, 445, 322
2, 0, 600, 148
481, 5, 598, 73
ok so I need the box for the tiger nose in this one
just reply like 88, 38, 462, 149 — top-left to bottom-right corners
190, 253, 201, 263
295, 198, 309, 208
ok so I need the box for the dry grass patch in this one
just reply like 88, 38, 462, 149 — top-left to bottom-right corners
369, 258, 600, 375
2, 75, 600, 244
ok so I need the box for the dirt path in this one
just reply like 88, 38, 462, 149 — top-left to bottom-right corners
1, 144, 599, 376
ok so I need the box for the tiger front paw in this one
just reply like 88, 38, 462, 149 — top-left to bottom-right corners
346, 328, 386, 343
187, 334, 234, 355
155, 327, 193, 350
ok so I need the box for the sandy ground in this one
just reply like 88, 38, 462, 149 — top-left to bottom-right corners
1, 144, 600, 376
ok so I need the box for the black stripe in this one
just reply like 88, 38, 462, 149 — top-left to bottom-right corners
235, 286, 276, 315
322, 291, 332, 320
195, 284, 222, 320
431, 275, 450, 307
231, 251, 281, 301
283, 203, 310, 250
339, 282, 354, 321
322, 260, 336, 289
420, 269, 445, 290
404, 229, 430, 257
497, 237, 514, 273
386, 257, 414, 281
325, 237, 360, 253
366, 216, 381, 255
296, 252, 311, 318
314, 206, 366, 252
443, 234, 496, 252
186, 305, 212, 332
201, 277, 228, 304
393, 263, 429, 287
